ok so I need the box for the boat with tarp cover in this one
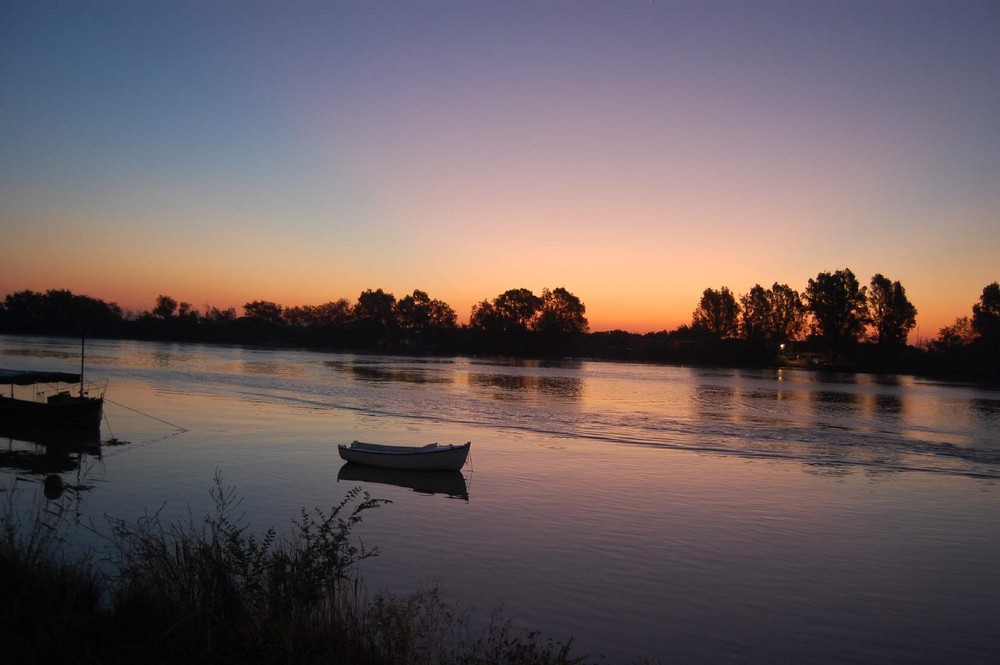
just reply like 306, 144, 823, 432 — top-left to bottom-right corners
0, 369, 105, 428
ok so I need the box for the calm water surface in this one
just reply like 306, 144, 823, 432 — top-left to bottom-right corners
2, 335, 999, 663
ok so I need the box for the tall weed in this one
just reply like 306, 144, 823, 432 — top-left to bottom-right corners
102, 471, 387, 661
1, 481, 104, 662
2, 472, 632, 664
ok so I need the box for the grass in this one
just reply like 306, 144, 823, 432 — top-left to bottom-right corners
1, 473, 647, 665
1, 484, 105, 662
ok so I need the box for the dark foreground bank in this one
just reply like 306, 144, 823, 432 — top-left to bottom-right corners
1, 477, 652, 665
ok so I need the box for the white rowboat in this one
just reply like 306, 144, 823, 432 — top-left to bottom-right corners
338, 441, 471, 471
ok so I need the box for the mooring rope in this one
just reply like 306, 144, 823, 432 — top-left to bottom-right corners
105, 398, 188, 432
102, 410, 116, 441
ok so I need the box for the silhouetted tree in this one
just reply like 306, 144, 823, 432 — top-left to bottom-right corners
395, 290, 430, 333
279, 299, 353, 346
195, 305, 236, 343
470, 288, 541, 334
972, 282, 1000, 346
531, 287, 588, 336
353, 289, 397, 329
169, 301, 201, 339
233, 300, 286, 343
692, 287, 740, 339
805, 268, 868, 351
739, 285, 771, 341
933, 316, 977, 350
769, 283, 807, 343
284, 305, 317, 328
868, 274, 917, 347
396, 290, 457, 336
284, 300, 352, 329
205, 306, 237, 321
494, 288, 542, 332
282, 306, 310, 328
1, 289, 123, 336
1, 291, 45, 330
740, 283, 806, 343
153, 295, 178, 319
469, 299, 500, 331
243, 300, 284, 326
350, 289, 398, 347
428, 300, 457, 329
317, 299, 354, 326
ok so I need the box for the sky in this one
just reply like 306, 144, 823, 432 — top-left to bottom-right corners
2, 1, 998, 338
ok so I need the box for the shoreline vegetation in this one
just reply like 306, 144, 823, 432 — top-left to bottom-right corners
2, 474, 639, 664
1, 273, 998, 378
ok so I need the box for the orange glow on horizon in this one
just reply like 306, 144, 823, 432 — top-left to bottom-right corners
0, 264, 980, 342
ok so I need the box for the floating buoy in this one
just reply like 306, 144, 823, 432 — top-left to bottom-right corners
44, 474, 65, 499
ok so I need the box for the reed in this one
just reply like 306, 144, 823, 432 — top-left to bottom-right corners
98, 474, 387, 663
1, 484, 105, 662
1, 475, 617, 665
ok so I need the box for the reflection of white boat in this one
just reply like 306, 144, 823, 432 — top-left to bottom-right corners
337, 441, 471, 471
337, 463, 469, 500
0, 370, 105, 428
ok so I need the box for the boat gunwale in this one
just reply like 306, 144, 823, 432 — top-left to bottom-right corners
340, 441, 471, 456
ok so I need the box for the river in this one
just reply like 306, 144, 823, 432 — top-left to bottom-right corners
2, 335, 998, 663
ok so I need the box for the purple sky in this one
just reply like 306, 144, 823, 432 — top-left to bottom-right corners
2, 1, 998, 335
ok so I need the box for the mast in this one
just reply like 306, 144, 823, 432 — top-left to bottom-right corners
80, 332, 86, 397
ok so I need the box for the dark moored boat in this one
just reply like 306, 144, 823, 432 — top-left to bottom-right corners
0, 369, 105, 429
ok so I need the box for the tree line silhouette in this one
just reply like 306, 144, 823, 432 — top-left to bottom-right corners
1, 272, 998, 376
686, 269, 918, 353
0, 286, 589, 357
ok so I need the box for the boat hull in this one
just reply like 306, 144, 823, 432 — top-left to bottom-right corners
0, 395, 104, 429
338, 441, 470, 471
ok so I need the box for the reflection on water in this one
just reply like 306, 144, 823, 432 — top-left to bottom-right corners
243, 360, 292, 376
971, 397, 1000, 421
694, 383, 737, 413
325, 360, 454, 384
475, 357, 584, 371
469, 372, 529, 394
537, 376, 582, 398
337, 463, 469, 501
874, 392, 904, 415
2, 336, 999, 664
151, 350, 176, 368
813, 390, 862, 406
0, 424, 102, 475
468, 372, 582, 399
0, 336, 88, 362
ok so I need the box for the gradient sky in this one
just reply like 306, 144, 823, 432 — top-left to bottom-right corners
2, 1, 998, 338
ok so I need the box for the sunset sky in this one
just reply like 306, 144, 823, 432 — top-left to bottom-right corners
2, 1, 998, 338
